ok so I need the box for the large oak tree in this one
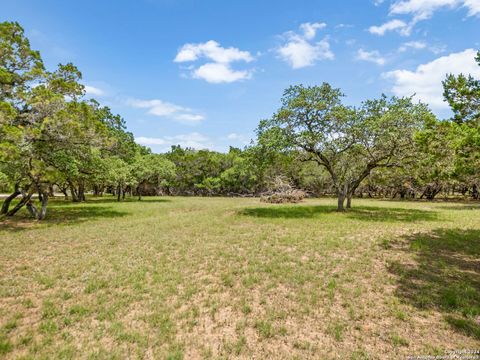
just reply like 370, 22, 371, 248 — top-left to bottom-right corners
257, 83, 433, 210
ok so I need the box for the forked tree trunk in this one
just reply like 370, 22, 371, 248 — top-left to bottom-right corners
25, 191, 49, 220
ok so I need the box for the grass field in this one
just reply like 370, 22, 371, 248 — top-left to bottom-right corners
0, 197, 479, 359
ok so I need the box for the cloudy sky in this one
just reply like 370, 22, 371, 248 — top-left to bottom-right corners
4, 0, 480, 152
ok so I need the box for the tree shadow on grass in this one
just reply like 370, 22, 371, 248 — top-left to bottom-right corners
49, 196, 171, 206
240, 205, 438, 222
387, 228, 480, 340
437, 204, 480, 211
0, 205, 129, 232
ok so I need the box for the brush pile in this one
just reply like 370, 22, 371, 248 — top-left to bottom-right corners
260, 176, 306, 204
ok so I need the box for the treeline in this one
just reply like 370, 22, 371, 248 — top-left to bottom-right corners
1, 21, 479, 218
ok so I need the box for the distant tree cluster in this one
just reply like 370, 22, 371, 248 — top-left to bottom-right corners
1, 21, 479, 218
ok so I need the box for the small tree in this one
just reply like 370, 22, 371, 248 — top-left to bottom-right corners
257, 84, 432, 211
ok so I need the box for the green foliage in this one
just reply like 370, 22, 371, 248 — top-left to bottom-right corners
257, 83, 432, 209
443, 51, 480, 125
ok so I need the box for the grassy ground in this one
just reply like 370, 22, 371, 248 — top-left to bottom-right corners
0, 196, 479, 359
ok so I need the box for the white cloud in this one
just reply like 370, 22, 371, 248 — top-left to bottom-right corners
356, 49, 386, 65
84, 85, 105, 96
463, 0, 480, 15
135, 137, 167, 146
398, 40, 427, 52
192, 63, 252, 83
136, 132, 213, 151
174, 113, 205, 122
368, 19, 411, 36
174, 40, 253, 64
383, 48, 480, 110
174, 40, 254, 83
299, 22, 327, 40
370, 1, 480, 37
390, 0, 480, 20
128, 98, 204, 123
277, 22, 334, 69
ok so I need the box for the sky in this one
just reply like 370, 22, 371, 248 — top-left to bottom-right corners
2, 0, 480, 152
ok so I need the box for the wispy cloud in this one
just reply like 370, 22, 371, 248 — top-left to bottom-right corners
356, 49, 386, 65
84, 85, 105, 97
390, 0, 480, 21
368, 19, 411, 36
277, 22, 334, 69
135, 132, 213, 151
226, 132, 251, 146
398, 40, 427, 52
128, 98, 205, 123
370, 0, 480, 37
396, 40, 447, 54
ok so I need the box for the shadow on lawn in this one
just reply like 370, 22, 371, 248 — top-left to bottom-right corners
0, 205, 129, 232
50, 196, 171, 206
388, 228, 480, 340
437, 204, 480, 211
240, 205, 437, 222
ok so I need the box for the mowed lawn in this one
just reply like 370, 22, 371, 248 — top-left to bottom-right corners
0, 197, 479, 359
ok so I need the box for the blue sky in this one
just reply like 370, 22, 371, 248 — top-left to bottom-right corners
3, 0, 480, 152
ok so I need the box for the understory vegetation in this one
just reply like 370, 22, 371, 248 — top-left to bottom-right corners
1, 197, 479, 358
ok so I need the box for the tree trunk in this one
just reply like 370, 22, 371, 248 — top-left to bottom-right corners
78, 182, 86, 202
346, 193, 352, 209
38, 192, 48, 220
117, 185, 121, 202
7, 191, 33, 216
26, 200, 38, 218
70, 182, 79, 202
1, 188, 21, 215
472, 184, 479, 200
26, 189, 49, 220
422, 184, 442, 200
337, 190, 346, 212
60, 188, 69, 200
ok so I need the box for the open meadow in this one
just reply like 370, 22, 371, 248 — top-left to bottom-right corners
1, 197, 479, 359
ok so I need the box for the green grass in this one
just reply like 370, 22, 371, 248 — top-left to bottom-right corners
1, 196, 479, 358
